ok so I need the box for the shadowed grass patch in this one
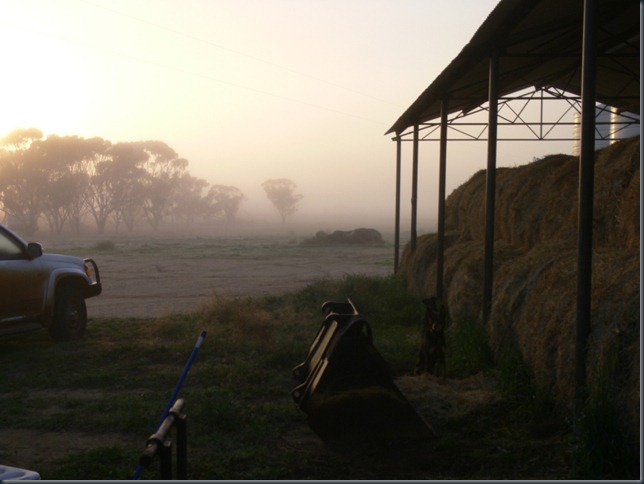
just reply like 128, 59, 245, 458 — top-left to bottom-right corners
0, 274, 581, 479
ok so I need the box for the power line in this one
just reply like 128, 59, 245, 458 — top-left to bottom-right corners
78, 0, 398, 107
1, 20, 388, 126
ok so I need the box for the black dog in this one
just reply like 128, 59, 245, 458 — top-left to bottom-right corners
414, 297, 446, 377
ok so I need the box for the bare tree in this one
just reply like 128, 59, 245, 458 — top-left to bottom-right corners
261, 178, 302, 222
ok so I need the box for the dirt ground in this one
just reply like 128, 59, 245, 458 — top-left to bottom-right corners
78, 238, 394, 319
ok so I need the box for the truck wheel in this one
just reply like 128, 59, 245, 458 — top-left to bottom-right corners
50, 287, 87, 341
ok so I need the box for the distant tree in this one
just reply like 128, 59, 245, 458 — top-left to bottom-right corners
32, 135, 95, 235
0, 149, 46, 236
208, 185, 246, 222
107, 142, 148, 232
0, 129, 46, 235
0, 129, 201, 235
171, 173, 211, 224
261, 178, 302, 222
81, 137, 117, 234
1, 127, 43, 152
137, 141, 188, 231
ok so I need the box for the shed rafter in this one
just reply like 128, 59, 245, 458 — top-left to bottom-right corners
387, 0, 639, 136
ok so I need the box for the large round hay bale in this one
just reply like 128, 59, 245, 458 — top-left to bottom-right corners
615, 169, 639, 250
397, 233, 442, 292
398, 234, 521, 322
585, 248, 640, 440
497, 154, 579, 249
399, 237, 488, 320
351, 228, 385, 244
489, 245, 639, 443
593, 136, 640, 248
398, 136, 640, 442
488, 243, 579, 400
443, 136, 639, 250
301, 228, 385, 246
444, 169, 488, 241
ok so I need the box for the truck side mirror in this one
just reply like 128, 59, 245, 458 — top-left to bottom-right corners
26, 242, 43, 259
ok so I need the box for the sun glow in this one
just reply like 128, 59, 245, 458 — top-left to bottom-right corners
0, 23, 94, 138
0, 0, 506, 227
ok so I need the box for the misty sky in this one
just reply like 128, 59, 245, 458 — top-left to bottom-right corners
1, 0, 574, 232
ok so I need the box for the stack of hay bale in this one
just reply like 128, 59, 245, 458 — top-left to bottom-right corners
398, 136, 639, 442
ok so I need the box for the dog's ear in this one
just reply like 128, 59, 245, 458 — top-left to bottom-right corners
422, 296, 441, 314
422, 297, 439, 308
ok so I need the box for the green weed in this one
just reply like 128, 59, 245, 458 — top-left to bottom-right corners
445, 316, 494, 378
0, 274, 577, 479
572, 374, 639, 479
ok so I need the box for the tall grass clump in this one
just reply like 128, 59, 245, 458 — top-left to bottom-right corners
303, 274, 426, 373
228, 274, 427, 374
494, 348, 535, 398
572, 393, 639, 480
571, 359, 640, 480
445, 315, 494, 378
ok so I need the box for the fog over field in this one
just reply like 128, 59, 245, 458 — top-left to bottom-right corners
1, 0, 575, 238
37, 226, 396, 319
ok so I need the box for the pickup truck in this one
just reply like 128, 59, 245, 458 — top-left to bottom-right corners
0, 223, 102, 341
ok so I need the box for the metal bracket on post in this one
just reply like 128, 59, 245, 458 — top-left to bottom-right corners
138, 398, 188, 480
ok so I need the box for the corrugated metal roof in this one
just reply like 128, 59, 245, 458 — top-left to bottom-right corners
386, 0, 639, 135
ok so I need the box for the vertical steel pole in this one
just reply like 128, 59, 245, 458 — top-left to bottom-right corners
411, 124, 420, 251
437, 99, 449, 300
394, 137, 402, 273
176, 414, 188, 480
159, 440, 173, 479
483, 51, 499, 325
575, 0, 596, 422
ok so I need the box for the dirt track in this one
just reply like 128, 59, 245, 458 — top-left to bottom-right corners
79, 239, 394, 319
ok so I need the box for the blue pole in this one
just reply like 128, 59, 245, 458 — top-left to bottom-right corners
132, 330, 207, 480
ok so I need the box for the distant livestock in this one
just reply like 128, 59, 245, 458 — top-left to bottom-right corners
301, 228, 385, 246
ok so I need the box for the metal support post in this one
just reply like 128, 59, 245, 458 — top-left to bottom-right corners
411, 124, 419, 251
437, 99, 449, 300
176, 414, 188, 480
395, 137, 402, 272
483, 50, 499, 325
575, 0, 596, 424
159, 440, 173, 479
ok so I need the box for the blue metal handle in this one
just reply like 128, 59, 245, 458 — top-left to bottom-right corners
132, 330, 207, 479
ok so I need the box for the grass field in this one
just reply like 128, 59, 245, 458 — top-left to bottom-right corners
42, 233, 395, 318
0, 268, 591, 480
1, 232, 635, 480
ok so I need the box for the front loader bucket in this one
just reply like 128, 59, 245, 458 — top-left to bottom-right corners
292, 300, 434, 449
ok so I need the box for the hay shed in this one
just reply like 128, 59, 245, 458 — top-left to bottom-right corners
386, 0, 639, 422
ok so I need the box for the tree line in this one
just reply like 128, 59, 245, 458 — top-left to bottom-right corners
0, 128, 302, 236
